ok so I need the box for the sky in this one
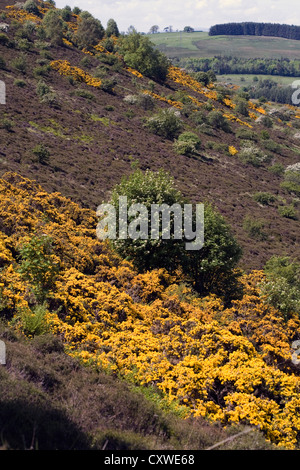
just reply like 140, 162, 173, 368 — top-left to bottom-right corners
55, 0, 300, 33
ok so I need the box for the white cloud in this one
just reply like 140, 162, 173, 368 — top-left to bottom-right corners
54, 0, 300, 31
219, 0, 242, 8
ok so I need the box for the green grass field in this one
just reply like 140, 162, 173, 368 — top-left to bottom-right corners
148, 31, 300, 59
217, 74, 297, 88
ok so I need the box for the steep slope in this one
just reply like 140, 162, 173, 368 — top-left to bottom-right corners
0, 171, 299, 449
0, 1, 299, 271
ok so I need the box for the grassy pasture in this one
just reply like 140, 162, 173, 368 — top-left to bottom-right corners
148, 31, 300, 59
217, 74, 297, 88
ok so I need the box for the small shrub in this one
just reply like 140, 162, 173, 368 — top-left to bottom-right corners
260, 130, 270, 140
33, 64, 51, 77
263, 140, 282, 154
238, 144, 270, 167
14, 303, 49, 337
253, 192, 276, 206
0, 118, 14, 131
207, 110, 231, 132
174, 132, 201, 157
268, 163, 285, 176
73, 88, 95, 100
145, 109, 182, 139
100, 78, 117, 94
243, 215, 267, 241
32, 144, 50, 164
260, 115, 273, 128
278, 205, 297, 219
236, 128, 257, 141
281, 170, 300, 196
260, 255, 300, 320
0, 32, 9, 46
23, 0, 41, 16
11, 53, 28, 74
16, 38, 31, 51
14, 78, 26, 87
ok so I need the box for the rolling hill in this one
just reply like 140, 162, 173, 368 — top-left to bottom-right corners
147, 30, 300, 60
0, 2, 299, 270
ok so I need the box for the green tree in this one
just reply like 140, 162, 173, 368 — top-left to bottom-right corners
101, 169, 242, 301
23, 0, 40, 16
103, 168, 185, 272
42, 9, 64, 45
18, 234, 60, 301
145, 108, 182, 139
260, 256, 300, 319
182, 203, 242, 297
76, 13, 105, 48
106, 18, 120, 37
119, 31, 169, 81
173, 131, 201, 156
208, 110, 231, 132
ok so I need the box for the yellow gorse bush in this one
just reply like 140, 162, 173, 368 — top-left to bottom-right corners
50, 60, 102, 88
1, 173, 300, 449
143, 90, 183, 109
229, 146, 238, 155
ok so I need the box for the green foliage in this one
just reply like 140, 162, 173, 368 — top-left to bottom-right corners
236, 128, 257, 141
100, 78, 117, 94
145, 109, 182, 139
18, 234, 59, 301
281, 170, 300, 196
42, 9, 64, 46
0, 118, 14, 132
75, 13, 105, 48
11, 53, 27, 74
36, 79, 59, 107
253, 192, 276, 205
106, 168, 242, 300
173, 132, 201, 157
0, 32, 9, 46
263, 140, 282, 154
260, 256, 300, 319
107, 168, 186, 273
234, 98, 249, 116
278, 204, 297, 219
243, 215, 267, 241
73, 88, 95, 100
238, 144, 270, 167
14, 78, 26, 87
59, 5, 72, 22
119, 32, 169, 81
13, 303, 49, 337
106, 18, 120, 37
268, 162, 285, 176
22, 0, 40, 15
260, 130, 270, 140
32, 144, 50, 164
207, 110, 231, 132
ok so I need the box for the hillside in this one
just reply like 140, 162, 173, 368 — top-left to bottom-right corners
0, 171, 297, 450
0, 2, 299, 270
0, 0, 300, 452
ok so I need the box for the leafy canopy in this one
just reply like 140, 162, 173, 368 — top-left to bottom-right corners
105, 168, 242, 300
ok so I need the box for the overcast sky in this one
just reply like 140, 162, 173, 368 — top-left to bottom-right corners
55, 0, 300, 33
